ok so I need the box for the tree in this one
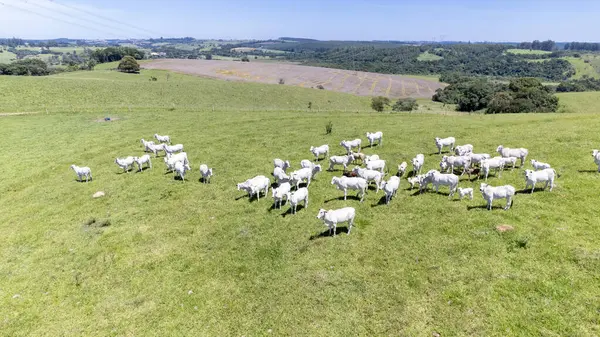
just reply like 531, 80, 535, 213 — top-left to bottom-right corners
117, 56, 140, 73
371, 96, 390, 112
205, 53, 212, 60
86, 59, 97, 71
392, 98, 418, 111
241, 55, 250, 62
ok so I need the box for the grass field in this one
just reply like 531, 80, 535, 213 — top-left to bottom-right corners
505, 49, 552, 55
0, 50, 17, 63
1, 69, 600, 335
563, 56, 600, 79
417, 51, 444, 61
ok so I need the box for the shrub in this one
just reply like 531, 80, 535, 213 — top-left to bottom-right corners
325, 121, 333, 135
316, 84, 325, 90
392, 98, 418, 112
205, 53, 212, 60
241, 55, 250, 62
278, 78, 285, 85
117, 56, 140, 74
371, 96, 390, 112
308, 102, 312, 109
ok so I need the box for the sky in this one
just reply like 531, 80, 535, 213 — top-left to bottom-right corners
1, 0, 599, 41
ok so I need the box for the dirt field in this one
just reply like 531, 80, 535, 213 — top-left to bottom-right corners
143, 59, 445, 98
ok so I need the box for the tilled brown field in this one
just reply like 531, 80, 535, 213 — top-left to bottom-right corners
143, 59, 445, 98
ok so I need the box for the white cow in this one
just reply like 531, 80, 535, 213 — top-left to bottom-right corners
498, 156, 518, 170
480, 183, 515, 211
289, 165, 322, 189
70, 165, 92, 182
115, 156, 135, 173
199, 164, 213, 183
421, 170, 459, 197
140, 139, 155, 152
164, 152, 189, 172
380, 176, 400, 205
272, 182, 291, 209
365, 131, 383, 147
480, 158, 505, 181
454, 144, 473, 156
524, 168, 558, 193
286, 187, 309, 214
352, 167, 384, 193
300, 159, 315, 169
435, 136, 455, 154
147, 143, 166, 157
441, 155, 472, 177
593, 150, 600, 172
469, 153, 491, 166
412, 154, 425, 176
133, 154, 152, 171
162, 143, 184, 155
340, 139, 362, 154
237, 175, 270, 200
154, 134, 171, 144
273, 166, 290, 184
273, 159, 291, 172
397, 161, 408, 177
364, 154, 380, 164
174, 161, 191, 182
328, 155, 354, 172
457, 187, 474, 200
310, 144, 329, 161
530, 159, 551, 171
366, 159, 386, 173
496, 145, 528, 167
331, 176, 368, 202
316, 207, 356, 236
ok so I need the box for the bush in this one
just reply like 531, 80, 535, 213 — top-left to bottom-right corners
325, 121, 333, 135
117, 56, 140, 74
278, 78, 285, 85
205, 53, 212, 60
316, 84, 325, 90
0, 58, 49, 76
392, 98, 418, 112
371, 96, 390, 112
241, 55, 250, 62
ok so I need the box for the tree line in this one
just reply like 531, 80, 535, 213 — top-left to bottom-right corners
272, 44, 574, 81
515, 40, 556, 51
91, 47, 145, 63
563, 42, 600, 51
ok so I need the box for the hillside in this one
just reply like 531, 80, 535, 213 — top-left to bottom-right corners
142, 59, 446, 99
2, 69, 600, 335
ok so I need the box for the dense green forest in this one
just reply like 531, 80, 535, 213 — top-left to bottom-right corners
267, 44, 575, 81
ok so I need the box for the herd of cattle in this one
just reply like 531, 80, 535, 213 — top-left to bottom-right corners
69, 132, 600, 237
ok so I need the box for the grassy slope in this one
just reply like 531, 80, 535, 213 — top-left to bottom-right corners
563, 57, 600, 79
0, 50, 17, 63
505, 49, 552, 55
1, 70, 600, 335
0, 68, 370, 113
417, 51, 444, 61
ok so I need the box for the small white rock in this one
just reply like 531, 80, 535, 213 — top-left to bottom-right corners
188, 290, 193, 295
93, 191, 105, 198
12, 294, 20, 299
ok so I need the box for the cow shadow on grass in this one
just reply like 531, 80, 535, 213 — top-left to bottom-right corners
467, 204, 511, 211
371, 195, 389, 207
515, 187, 548, 194
135, 167, 151, 172
74, 178, 93, 183
280, 204, 306, 217
578, 169, 599, 173
309, 227, 350, 240
324, 195, 362, 203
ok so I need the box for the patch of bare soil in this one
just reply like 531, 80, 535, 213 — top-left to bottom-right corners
142, 59, 446, 99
